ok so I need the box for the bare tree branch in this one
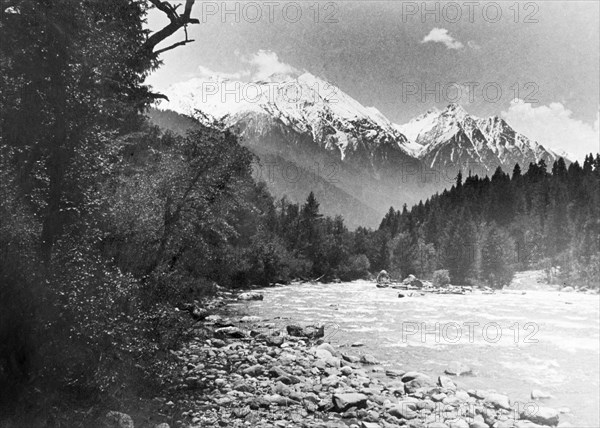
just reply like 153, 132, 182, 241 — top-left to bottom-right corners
143, 0, 199, 57
153, 39, 196, 56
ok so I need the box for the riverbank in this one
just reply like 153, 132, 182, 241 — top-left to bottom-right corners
141, 290, 573, 428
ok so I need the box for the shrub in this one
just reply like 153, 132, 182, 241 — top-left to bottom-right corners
432, 269, 451, 287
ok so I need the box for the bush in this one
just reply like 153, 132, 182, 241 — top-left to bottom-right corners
432, 269, 451, 287
338, 254, 371, 281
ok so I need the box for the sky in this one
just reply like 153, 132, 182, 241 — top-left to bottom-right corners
145, 1, 599, 161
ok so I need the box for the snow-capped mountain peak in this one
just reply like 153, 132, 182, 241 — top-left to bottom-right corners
160, 71, 417, 160
396, 103, 566, 173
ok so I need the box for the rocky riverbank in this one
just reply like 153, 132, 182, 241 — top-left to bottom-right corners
121, 289, 574, 428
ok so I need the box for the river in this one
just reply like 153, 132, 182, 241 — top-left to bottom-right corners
232, 280, 600, 427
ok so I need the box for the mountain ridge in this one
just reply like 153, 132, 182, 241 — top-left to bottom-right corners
155, 72, 570, 227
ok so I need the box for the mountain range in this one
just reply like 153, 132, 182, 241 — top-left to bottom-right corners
150, 71, 566, 228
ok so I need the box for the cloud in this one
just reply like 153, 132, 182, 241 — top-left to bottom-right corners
501, 99, 600, 161
467, 40, 481, 50
192, 50, 298, 82
244, 50, 299, 80
197, 65, 250, 81
421, 28, 464, 50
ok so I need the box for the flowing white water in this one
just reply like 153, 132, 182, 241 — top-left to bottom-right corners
233, 280, 600, 427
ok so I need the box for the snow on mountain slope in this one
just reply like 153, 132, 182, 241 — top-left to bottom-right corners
396, 103, 566, 173
161, 72, 417, 162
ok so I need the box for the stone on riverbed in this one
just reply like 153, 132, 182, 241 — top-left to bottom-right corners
215, 326, 246, 339
360, 354, 379, 365
316, 342, 339, 356
530, 389, 553, 399
385, 369, 405, 378
483, 393, 511, 410
287, 323, 324, 339
332, 392, 368, 412
238, 292, 263, 300
520, 406, 560, 426
444, 362, 473, 376
438, 375, 457, 390
388, 401, 418, 419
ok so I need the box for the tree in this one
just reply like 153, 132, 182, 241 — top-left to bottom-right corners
481, 224, 515, 288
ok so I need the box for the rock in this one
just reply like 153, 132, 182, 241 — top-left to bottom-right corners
444, 362, 472, 376
351, 342, 365, 347
401, 372, 431, 382
340, 366, 353, 375
317, 342, 338, 356
205, 314, 222, 322
287, 324, 324, 339
249, 397, 271, 409
360, 354, 379, 365
438, 375, 457, 390
520, 406, 559, 426
105, 411, 134, 428
233, 380, 254, 392
342, 353, 360, 363
265, 393, 297, 406
238, 292, 263, 300
561, 286, 574, 292
447, 420, 469, 428
332, 393, 369, 412
388, 401, 418, 419
386, 369, 405, 378
431, 392, 446, 402
242, 364, 264, 376
240, 315, 261, 322
314, 348, 334, 360
361, 422, 381, 428
266, 335, 284, 346
402, 274, 423, 288
514, 421, 547, 428
154, 424, 170, 428
191, 307, 209, 320
530, 389, 553, 399
210, 338, 226, 348
427, 423, 449, 428
404, 376, 434, 394
483, 393, 511, 410
215, 326, 246, 339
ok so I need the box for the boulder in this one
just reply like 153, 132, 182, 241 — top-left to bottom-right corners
105, 411, 134, 428
402, 274, 423, 288
444, 362, 472, 376
360, 354, 379, 365
448, 420, 469, 428
242, 364, 264, 376
316, 342, 338, 356
287, 324, 324, 339
215, 326, 246, 339
332, 393, 368, 412
238, 292, 264, 301
483, 393, 511, 410
438, 375, 457, 390
385, 369, 405, 378
388, 401, 418, 419
520, 406, 559, 426
530, 389, 553, 400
